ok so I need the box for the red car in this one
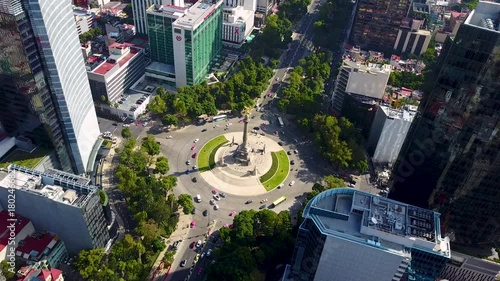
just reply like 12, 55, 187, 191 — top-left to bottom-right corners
190, 241, 196, 248
192, 153, 197, 158
198, 267, 203, 276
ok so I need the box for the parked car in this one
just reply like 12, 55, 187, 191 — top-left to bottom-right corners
192, 153, 197, 158
245, 200, 253, 204
190, 241, 196, 248
213, 195, 221, 201
201, 129, 207, 132
207, 249, 212, 256
186, 160, 191, 165
219, 192, 226, 198
214, 204, 219, 210
211, 189, 218, 194
290, 160, 295, 165
259, 204, 267, 209
287, 151, 292, 155
203, 210, 208, 216
194, 138, 200, 143
190, 221, 196, 228
229, 211, 236, 216
196, 240, 202, 248
289, 181, 295, 186
191, 145, 196, 150
210, 199, 215, 205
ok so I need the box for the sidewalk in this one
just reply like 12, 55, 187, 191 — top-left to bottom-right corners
149, 213, 193, 281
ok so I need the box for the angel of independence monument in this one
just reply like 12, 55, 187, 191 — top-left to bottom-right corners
233, 112, 254, 165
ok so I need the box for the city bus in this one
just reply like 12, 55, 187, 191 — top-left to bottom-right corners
277, 117, 284, 127
271, 196, 287, 208
212, 114, 227, 122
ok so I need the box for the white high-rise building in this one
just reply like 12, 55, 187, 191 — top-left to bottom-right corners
25, 0, 101, 174
132, 0, 185, 34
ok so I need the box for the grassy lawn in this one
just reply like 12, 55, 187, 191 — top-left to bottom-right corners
0, 147, 50, 169
259, 152, 278, 182
261, 150, 289, 191
198, 135, 228, 172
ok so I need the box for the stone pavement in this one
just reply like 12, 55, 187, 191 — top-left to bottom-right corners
198, 132, 286, 196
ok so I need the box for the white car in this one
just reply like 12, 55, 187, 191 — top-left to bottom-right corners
210, 199, 215, 205
166, 135, 173, 139
289, 181, 295, 186
207, 249, 212, 256
214, 204, 219, 210
123, 124, 130, 127
213, 195, 221, 201
194, 138, 200, 143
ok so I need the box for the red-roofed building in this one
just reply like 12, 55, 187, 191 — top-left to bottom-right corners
16, 232, 67, 268
0, 211, 35, 262
17, 268, 63, 281
87, 44, 145, 103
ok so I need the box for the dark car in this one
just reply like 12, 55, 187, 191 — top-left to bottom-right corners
253, 127, 260, 130
201, 129, 207, 132
259, 204, 267, 209
173, 240, 181, 249
290, 160, 295, 165
180, 260, 187, 267
245, 200, 253, 204
190, 241, 196, 248
112, 123, 118, 126
287, 151, 292, 155
192, 177, 197, 183
191, 208, 196, 215
219, 192, 226, 198
278, 141, 283, 146
203, 210, 208, 216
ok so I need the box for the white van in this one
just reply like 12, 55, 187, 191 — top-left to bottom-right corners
195, 194, 201, 202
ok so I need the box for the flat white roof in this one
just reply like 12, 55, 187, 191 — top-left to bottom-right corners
465, 1, 500, 33
173, 0, 222, 31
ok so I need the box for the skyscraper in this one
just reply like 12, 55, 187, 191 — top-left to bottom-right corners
132, 0, 185, 35
389, 1, 500, 245
146, 1, 223, 87
0, 0, 100, 174
351, 0, 411, 52
285, 188, 450, 281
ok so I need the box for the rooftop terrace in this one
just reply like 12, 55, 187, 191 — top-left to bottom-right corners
92, 43, 141, 76
303, 188, 451, 258
0, 165, 97, 208
465, 1, 500, 33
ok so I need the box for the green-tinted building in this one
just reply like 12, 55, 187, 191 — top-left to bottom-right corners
145, 1, 223, 88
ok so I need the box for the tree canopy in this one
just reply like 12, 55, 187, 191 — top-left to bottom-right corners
177, 194, 195, 215
79, 28, 104, 43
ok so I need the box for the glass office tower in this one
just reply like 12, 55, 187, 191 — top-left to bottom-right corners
389, 1, 500, 245
0, 0, 100, 174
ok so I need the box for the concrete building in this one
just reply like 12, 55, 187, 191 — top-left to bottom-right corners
367, 105, 417, 165
73, 8, 95, 35
394, 18, 432, 55
222, 6, 254, 45
351, 0, 411, 52
256, 0, 273, 17
434, 11, 468, 43
132, 0, 184, 35
87, 43, 145, 103
0, 211, 35, 263
16, 232, 68, 269
17, 267, 64, 281
0, 165, 110, 255
146, 1, 223, 88
389, 1, 500, 245
285, 188, 451, 281
439, 251, 500, 281
0, 0, 101, 174
331, 60, 391, 114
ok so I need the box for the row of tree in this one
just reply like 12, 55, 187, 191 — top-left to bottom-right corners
148, 57, 273, 123
74, 132, 180, 280
249, 14, 293, 59
206, 210, 295, 281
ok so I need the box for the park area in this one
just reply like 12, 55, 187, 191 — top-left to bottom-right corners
260, 150, 289, 191
198, 135, 229, 172
0, 147, 49, 169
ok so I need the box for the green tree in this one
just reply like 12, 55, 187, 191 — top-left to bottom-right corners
177, 194, 195, 214
154, 156, 170, 174
354, 160, 369, 174
141, 134, 160, 156
121, 127, 132, 138
0, 260, 15, 279
162, 251, 176, 267
136, 219, 160, 246
148, 96, 167, 115
74, 249, 105, 279
162, 114, 178, 127
324, 175, 344, 189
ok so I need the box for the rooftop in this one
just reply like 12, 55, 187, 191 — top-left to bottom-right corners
92, 44, 141, 76
173, 0, 222, 30
465, 1, 500, 33
343, 60, 392, 74
380, 105, 417, 122
303, 188, 451, 258
18, 268, 62, 281
147, 4, 188, 19
16, 232, 58, 260
0, 165, 98, 208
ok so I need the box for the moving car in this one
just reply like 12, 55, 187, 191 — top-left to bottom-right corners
190, 241, 196, 248
198, 267, 203, 276
190, 221, 196, 228
212, 189, 218, 194
229, 211, 236, 216
245, 200, 253, 204
191, 145, 196, 150
289, 181, 295, 186
293, 149, 298, 154
195, 194, 201, 202
214, 204, 219, 210
194, 138, 200, 143
213, 195, 221, 201
219, 192, 226, 198
186, 160, 191, 165
278, 141, 283, 146
290, 160, 295, 165
192, 152, 197, 158
210, 199, 215, 205
203, 210, 208, 216
259, 204, 267, 209
287, 151, 292, 155
207, 249, 212, 256
201, 129, 207, 132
